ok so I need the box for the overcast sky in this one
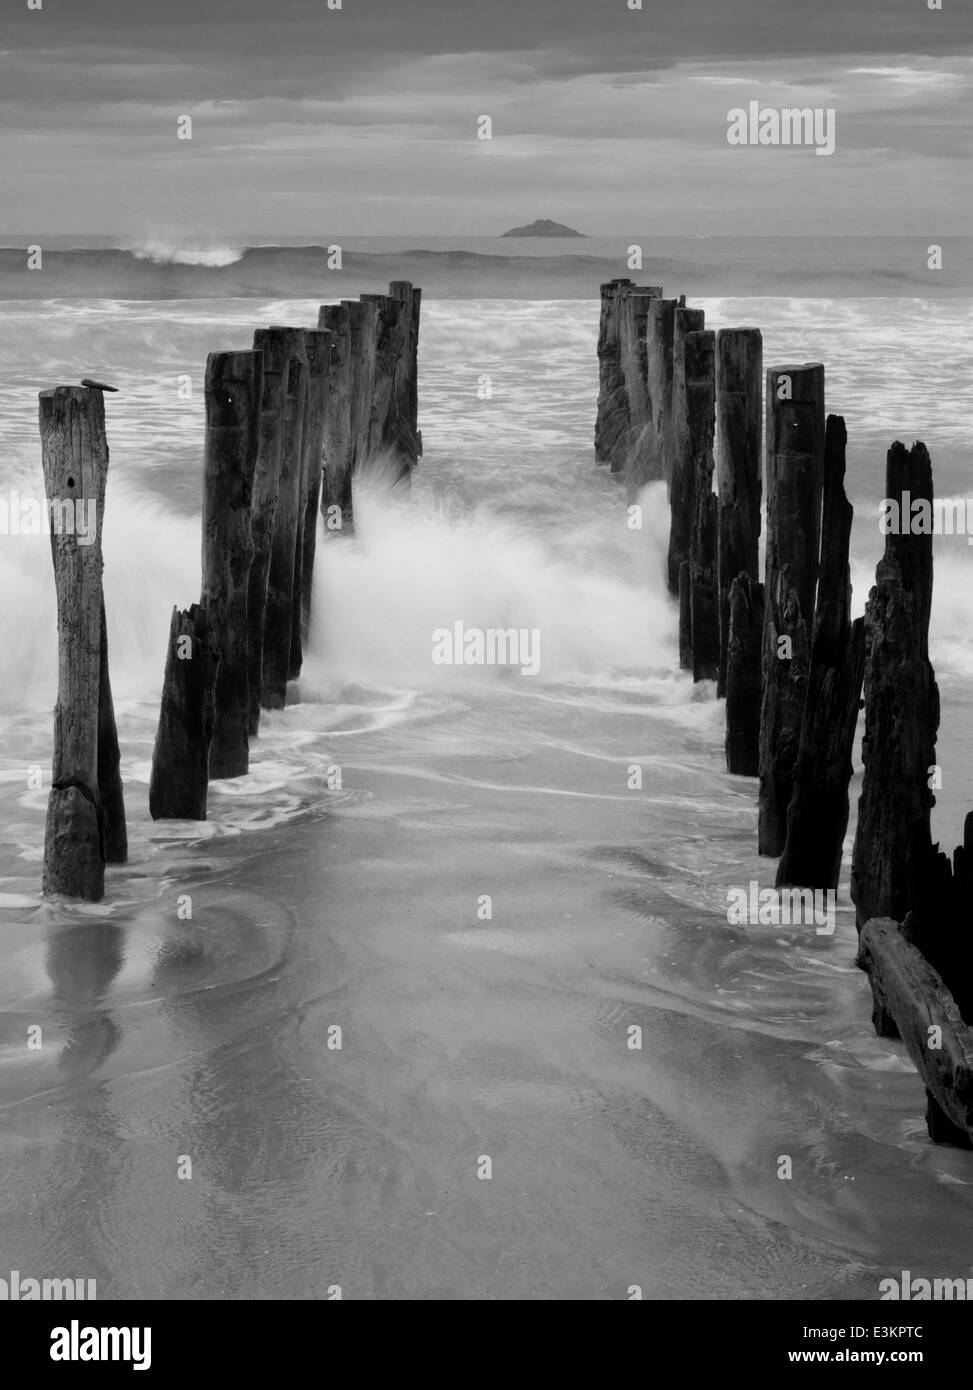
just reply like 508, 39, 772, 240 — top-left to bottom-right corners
3, 0, 971, 237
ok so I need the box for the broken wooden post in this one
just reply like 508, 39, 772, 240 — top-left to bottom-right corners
757, 363, 825, 856
318, 304, 353, 522
716, 328, 763, 696
850, 440, 937, 927
258, 327, 308, 710
858, 915, 973, 1147
645, 297, 678, 487
725, 575, 765, 775
777, 415, 866, 890
666, 306, 706, 596
39, 385, 125, 901
149, 604, 220, 820
200, 349, 262, 777
685, 330, 719, 681
295, 328, 331, 659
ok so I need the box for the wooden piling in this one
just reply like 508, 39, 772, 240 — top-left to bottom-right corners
715, 328, 763, 696
39, 385, 125, 901
618, 286, 662, 489
295, 328, 331, 661
644, 297, 678, 488
258, 327, 308, 710
595, 279, 634, 467
850, 440, 937, 927
725, 574, 765, 775
388, 281, 422, 470
685, 330, 719, 681
149, 604, 221, 820
757, 363, 825, 856
248, 330, 289, 735
777, 416, 866, 890
200, 349, 262, 777
318, 304, 353, 522
666, 307, 706, 596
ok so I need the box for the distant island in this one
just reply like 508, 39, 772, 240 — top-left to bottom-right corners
500, 219, 585, 238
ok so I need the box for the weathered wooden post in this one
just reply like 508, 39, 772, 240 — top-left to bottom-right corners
757, 363, 825, 856
685, 330, 719, 681
346, 299, 379, 488
618, 286, 662, 490
777, 416, 866, 890
149, 604, 221, 819
248, 330, 288, 735
645, 297, 678, 487
595, 279, 634, 467
258, 327, 308, 710
678, 562, 693, 672
716, 328, 763, 696
200, 349, 262, 777
851, 440, 937, 927
725, 574, 765, 775
318, 304, 353, 521
295, 328, 331, 660
39, 385, 126, 901
388, 281, 422, 469
666, 306, 706, 596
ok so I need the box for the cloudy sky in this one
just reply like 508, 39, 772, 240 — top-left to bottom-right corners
3, 0, 971, 237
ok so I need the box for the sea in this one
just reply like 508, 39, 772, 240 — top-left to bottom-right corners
0, 236, 972, 1299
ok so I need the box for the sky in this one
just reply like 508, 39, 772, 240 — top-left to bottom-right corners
2, 0, 971, 237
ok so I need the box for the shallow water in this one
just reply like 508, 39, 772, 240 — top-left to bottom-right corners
1, 298, 973, 1299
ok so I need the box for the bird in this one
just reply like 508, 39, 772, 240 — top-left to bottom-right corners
80, 378, 119, 392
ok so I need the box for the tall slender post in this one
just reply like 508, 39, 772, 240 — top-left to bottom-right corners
686, 330, 719, 681
248, 330, 289, 735
667, 305, 706, 595
295, 328, 331, 659
716, 328, 762, 696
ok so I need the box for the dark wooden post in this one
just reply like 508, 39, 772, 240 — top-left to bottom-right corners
149, 604, 221, 820
248, 330, 288, 735
666, 306, 706, 595
200, 349, 262, 777
851, 440, 938, 928
645, 297, 678, 487
758, 363, 825, 856
295, 328, 331, 659
388, 280, 422, 470
716, 328, 763, 696
318, 304, 353, 520
595, 279, 634, 467
258, 327, 307, 710
39, 385, 125, 901
777, 416, 866, 890
725, 575, 765, 775
685, 330, 719, 681
618, 286, 662, 490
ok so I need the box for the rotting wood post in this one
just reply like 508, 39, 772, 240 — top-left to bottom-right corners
757, 363, 825, 856
685, 330, 719, 681
777, 415, 865, 891
149, 604, 221, 820
716, 328, 763, 696
725, 574, 765, 775
258, 327, 308, 710
39, 384, 125, 900
247, 329, 289, 736
200, 350, 262, 777
295, 328, 331, 661
666, 306, 706, 595
850, 440, 938, 928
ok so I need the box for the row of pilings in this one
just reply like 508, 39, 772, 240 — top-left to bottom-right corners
39, 281, 421, 899
596, 276, 973, 1147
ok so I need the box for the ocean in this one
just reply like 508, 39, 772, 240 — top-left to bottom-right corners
1, 242, 973, 1298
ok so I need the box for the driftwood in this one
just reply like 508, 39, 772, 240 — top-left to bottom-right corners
39, 385, 125, 900
200, 350, 262, 778
777, 415, 865, 890
850, 441, 937, 926
149, 604, 220, 820
757, 363, 825, 856
858, 916, 973, 1147
715, 328, 762, 696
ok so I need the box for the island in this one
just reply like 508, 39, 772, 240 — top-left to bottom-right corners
500, 219, 585, 238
